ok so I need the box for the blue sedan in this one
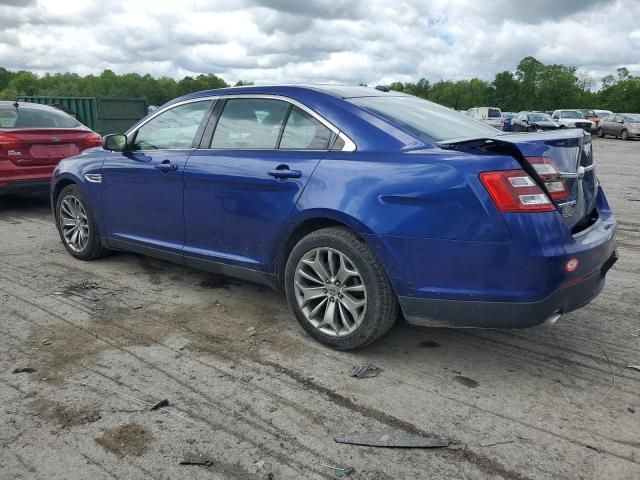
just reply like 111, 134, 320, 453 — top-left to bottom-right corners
51, 85, 617, 349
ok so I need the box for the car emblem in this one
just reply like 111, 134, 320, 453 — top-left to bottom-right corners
51, 136, 61, 142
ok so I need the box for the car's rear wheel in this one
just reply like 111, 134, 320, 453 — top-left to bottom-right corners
284, 226, 398, 350
621, 129, 629, 141
597, 128, 604, 138
56, 184, 110, 260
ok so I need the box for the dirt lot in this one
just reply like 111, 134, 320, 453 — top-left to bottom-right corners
1, 137, 639, 480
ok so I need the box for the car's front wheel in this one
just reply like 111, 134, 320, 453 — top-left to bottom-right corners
284, 227, 398, 350
621, 129, 629, 141
56, 184, 110, 260
597, 128, 604, 138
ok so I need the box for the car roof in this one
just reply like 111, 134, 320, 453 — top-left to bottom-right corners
182, 84, 407, 102
0, 101, 60, 110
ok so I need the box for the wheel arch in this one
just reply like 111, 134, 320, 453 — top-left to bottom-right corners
275, 210, 374, 288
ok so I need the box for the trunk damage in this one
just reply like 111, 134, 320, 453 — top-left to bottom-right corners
439, 129, 598, 232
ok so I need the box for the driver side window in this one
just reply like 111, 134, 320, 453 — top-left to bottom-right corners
132, 101, 212, 150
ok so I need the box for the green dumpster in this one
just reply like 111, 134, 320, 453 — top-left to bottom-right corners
16, 96, 148, 135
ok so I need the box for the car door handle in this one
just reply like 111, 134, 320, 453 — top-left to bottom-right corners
268, 165, 302, 179
155, 160, 178, 172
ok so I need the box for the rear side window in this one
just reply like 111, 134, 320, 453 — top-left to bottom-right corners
349, 95, 497, 143
280, 107, 332, 149
211, 98, 289, 149
0, 104, 81, 128
133, 100, 212, 150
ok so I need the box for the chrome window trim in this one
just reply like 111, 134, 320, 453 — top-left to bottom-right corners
125, 94, 357, 152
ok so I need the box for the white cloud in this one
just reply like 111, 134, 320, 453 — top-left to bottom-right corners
0, 0, 638, 86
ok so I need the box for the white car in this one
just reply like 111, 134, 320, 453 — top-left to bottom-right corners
551, 110, 594, 132
466, 107, 504, 129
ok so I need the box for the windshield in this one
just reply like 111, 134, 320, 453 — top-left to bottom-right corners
528, 113, 553, 122
0, 104, 81, 128
487, 108, 502, 118
349, 95, 498, 143
623, 114, 640, 123
560, 111, 583, 119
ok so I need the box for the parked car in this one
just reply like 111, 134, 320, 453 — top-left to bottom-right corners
511, 112, 562, 132
0, 102, 102, 194
51, 86, 617, 349
597, 113, 640, 140
577, 109, 599, 129
467, 107, 504, 129
551, 110, 594, 132
502, 112, 515, 131
594, 109, 613, 120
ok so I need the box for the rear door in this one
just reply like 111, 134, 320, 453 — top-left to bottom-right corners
183, 97, 335, 272
101, 99, 213, 254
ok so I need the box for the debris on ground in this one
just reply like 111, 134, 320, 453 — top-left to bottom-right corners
335, 430, 449, 448
179, 458, 214, 467
628, 407, 636, 413
240, 373, 254, 382
320, 463, 354, 477
350, 364, 382, 378
627, 365, 640, 372
599, 347, 616, 402
12, 367, 37, 374
150, 399, 169, 411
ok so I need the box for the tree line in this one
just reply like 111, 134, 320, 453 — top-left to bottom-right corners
1, 56, 638, 113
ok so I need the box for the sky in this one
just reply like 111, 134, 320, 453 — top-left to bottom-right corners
1, 0, 639, 87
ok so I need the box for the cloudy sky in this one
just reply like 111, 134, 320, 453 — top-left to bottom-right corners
1, 0, 639, 87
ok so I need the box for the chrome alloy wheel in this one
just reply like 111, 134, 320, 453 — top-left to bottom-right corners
294, 247, 367, 337
59, 195, 90, 253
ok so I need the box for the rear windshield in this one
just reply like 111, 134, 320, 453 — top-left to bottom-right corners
487, 108, 502, 118
0, 104, 81, 128
623, 114, 640, 123
579, 109, 595, 117
349, 95, 498, 143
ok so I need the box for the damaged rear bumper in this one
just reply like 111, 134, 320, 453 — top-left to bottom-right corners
400, 250, 618, 329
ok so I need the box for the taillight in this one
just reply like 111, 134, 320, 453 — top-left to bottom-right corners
81, 133, 102, 150
525, 156, 570, 201
480, 170, 555, 213
0, 134, 22, 149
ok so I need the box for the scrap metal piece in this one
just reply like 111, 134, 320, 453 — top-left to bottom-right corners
12, 367, 37, 374
350, 364, 382, 378
335, 430, 449, 448
150, 399, 169, 411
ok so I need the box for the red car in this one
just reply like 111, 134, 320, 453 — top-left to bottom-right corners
0, 101, 102, 194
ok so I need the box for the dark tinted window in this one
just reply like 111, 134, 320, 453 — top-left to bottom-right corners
0, 104, 81, 128
211, 98, 289, 149
280, 106, 332, 149
133, 101, 211, 150
349, 95, 497, 142
487, 108, 502, 118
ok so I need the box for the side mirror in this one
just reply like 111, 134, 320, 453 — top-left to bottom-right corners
103, 134, 127, 151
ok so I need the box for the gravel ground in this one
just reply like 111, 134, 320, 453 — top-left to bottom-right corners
1, 137, 639, 480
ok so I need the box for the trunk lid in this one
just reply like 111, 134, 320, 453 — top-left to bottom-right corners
0, 128, 93, 167
439, 129, 597, 232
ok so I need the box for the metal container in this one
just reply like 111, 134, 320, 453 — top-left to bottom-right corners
16, 96, 148, 135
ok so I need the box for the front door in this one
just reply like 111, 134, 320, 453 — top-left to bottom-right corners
183, 97, 335, 273
101, 100, 213, 254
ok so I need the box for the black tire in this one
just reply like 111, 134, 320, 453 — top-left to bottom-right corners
621, 129, 629, 141
597, 128, 604, 138
55, 184, 110, 260
284, 227, 398, 350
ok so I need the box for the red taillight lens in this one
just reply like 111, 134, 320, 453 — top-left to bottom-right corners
480, 169, 555, 213
0, 134, 22, 149
526, 156, 570, 201
82, 133, 102, 150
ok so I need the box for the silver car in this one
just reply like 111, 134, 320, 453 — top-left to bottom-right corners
597, 113, 640, 140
